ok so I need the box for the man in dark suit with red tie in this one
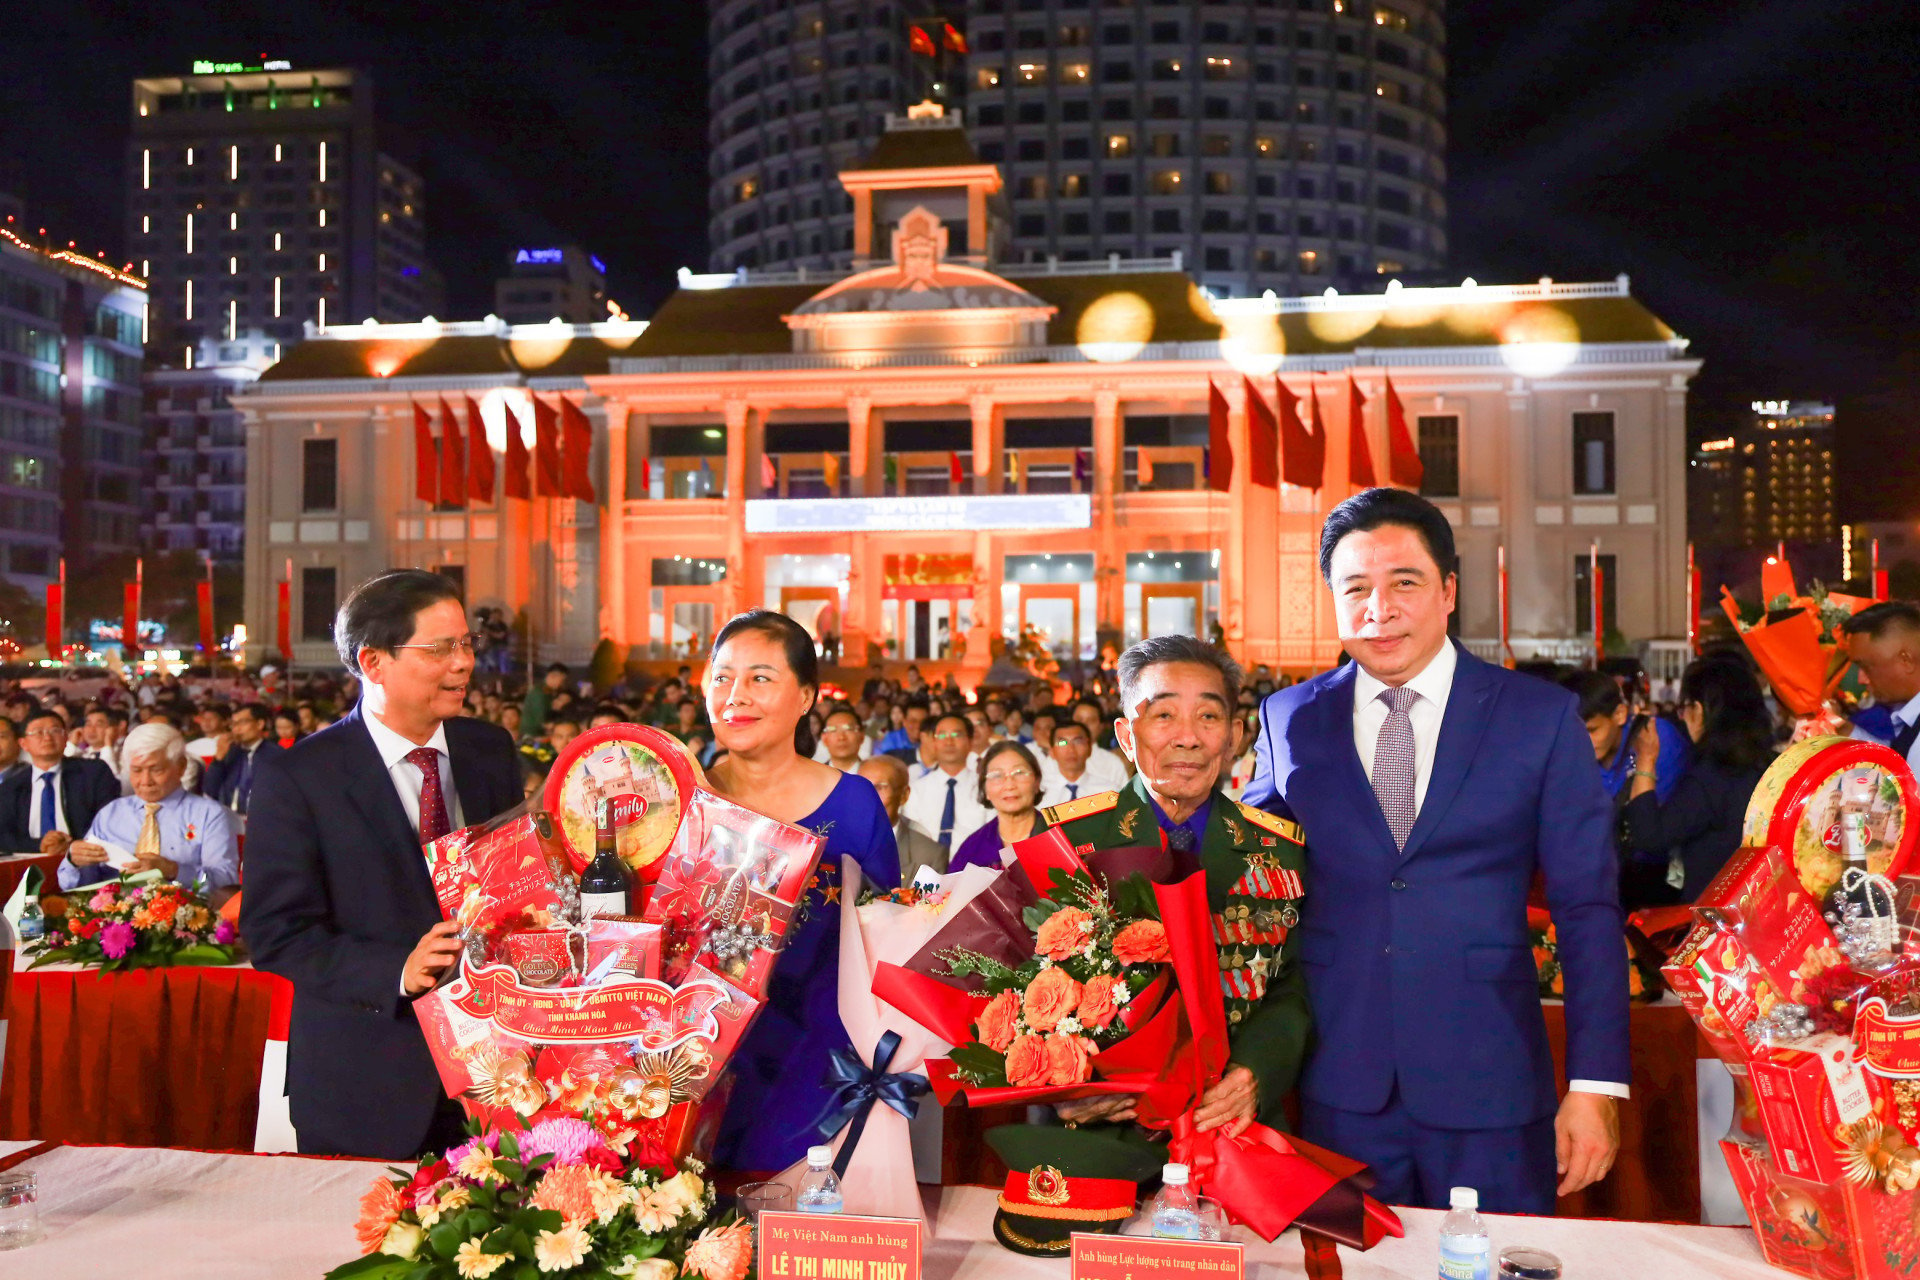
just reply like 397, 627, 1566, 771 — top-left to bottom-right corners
241, 570, 522, 1159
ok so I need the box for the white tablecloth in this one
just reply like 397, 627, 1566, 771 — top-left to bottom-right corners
9, 1145, 1781, 1279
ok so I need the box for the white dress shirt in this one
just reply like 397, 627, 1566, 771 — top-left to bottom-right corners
1853, 690, 1920, 776
362, 709, 465, 838
1350, 641, 1628, 1101
27, 762, 70, 836
903, 764, 991, 849
1039, 749, 1130, 808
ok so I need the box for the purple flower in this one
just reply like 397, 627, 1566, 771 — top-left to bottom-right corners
213, 918, 236, 945
520, 1118, 606, 1167
99, 921, 137, 959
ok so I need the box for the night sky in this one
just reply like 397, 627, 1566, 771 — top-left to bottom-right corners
3, 2, 1915, 516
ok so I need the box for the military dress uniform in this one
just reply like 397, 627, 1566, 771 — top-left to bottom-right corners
1039, 773, 1311, 1127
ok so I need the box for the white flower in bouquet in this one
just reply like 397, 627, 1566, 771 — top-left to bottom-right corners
655, 1170, 706, 1213
455, 1237, 512, 1279
611, 1257, 679, 1280
379, 1221, 426, 1260
634, 1185, 688, 1233
533, 1222, 592, 1272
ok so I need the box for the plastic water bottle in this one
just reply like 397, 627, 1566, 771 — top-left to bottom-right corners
1149, 1163, 1201, 1239
1438, 1186, 1491, 1280
796, 1145, 844, 1213
15, 896, 42, 943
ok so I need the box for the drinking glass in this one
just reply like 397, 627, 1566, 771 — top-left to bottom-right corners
737, 1180, 793, 1223
0, 1170, 41, 1250
1195, 1196, 1228, 1241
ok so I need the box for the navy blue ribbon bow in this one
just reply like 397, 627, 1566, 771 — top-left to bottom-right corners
810, 1030, 930, 1177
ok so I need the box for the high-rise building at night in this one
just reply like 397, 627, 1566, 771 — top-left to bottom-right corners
707, 1, 1446, 297
494, 246, 612, 324
707, 1, 963, 274
126, 62, 441, 367
0, 219, 147, 590
144, 332, 277, 567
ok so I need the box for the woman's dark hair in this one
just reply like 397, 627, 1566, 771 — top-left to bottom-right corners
1680, 656, 1774, 774
710, 609, 820, 755
976, 739, 1043, 809
1317, 487, 1458, 583
333, 569, 464, 674
1557, 669, 1624, 723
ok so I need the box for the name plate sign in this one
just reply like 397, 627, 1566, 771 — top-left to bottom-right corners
1070, 1234, 1246, 1280
758, 1212, 922, 1280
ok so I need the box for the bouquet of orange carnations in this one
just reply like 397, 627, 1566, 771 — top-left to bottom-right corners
30, 873, 237, 971
331, 1116, 752, 1280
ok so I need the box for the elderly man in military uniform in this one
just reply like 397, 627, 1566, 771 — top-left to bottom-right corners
1046, 635, 1308, 1138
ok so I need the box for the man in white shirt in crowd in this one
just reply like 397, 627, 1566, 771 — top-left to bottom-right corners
70, 705, 131, 793
62, 722, 238, 905
1039, 719, 1129, 807
903, 712, 990, 853
1070, 697, 1131, 784
816, 706, 869, 773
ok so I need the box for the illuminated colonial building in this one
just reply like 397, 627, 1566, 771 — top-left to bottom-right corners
238, 109, 1697, 674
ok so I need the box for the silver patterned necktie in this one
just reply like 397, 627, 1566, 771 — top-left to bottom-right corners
1372, 685, 1419, 850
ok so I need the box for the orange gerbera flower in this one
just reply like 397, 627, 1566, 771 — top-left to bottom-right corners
354, 1178, 404, 1254
684, 1221, 755, 1280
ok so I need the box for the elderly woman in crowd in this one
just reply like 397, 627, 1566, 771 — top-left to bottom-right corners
60, 721, 239, 905
948, 739, 1049, 873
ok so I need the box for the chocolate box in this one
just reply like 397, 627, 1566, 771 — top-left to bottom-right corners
1697, 844, 1841, 999
1750, 1034, 1875, 1185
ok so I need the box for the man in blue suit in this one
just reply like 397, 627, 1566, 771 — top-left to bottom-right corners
1244, 488, 1628, 1214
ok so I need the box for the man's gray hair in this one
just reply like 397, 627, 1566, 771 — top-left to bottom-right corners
123, 722, 186, 768
1116, 635, 1243, 711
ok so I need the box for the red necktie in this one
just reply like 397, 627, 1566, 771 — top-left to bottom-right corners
406, 746, 451, 845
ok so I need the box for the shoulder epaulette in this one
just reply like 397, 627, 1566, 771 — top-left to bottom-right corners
1234, 800, 1303, 845
1041, 790, 1121, 826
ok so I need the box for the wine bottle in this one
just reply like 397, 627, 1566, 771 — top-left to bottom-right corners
579, 800, 632, 919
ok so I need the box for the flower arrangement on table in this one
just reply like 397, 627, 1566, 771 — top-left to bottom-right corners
28, 875, 237, 971
334, 1117, 751, 1280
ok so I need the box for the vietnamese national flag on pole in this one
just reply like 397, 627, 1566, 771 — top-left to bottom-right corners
532, 395, 563, 497
909, 24, 936, 56
1007, 451, 1024, 487
822, 451, 842, 491
276, 576, 291, 661
466, 395, 494, 504
1243, 376, 1279, 489
1384, 375, 1423, 489
1347, 375, 1377, 488
637, 455, 651, 497
559, 398, 597, 502
948, 451, 964, 486
504, 399, 532, 500
413, 402, 438, 505
438, 397, 467, 508
1307, 381, 1328, 485
123, 580, 141, 658
1276, 377, 1320, 490
1207, 379, 1233, 492
1137, 447, 1155, 487
760, 450, 779, 494
942, 22, 968, 54
45, 578, 62, 661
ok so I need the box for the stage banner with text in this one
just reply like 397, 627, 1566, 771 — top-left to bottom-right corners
758, 1211, 921, 1280
1071, 1233, 1245, 1280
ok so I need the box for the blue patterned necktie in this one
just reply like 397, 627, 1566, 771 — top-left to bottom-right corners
1167, 825, 1197, 853
1372, 685, 1419, 850
38, 772, 56, 838
937, 777, 957, 849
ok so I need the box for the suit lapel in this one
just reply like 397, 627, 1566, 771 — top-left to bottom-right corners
446, 721, 493, 830
1398, 644, 1498, 862
1312, 663, 1400, 858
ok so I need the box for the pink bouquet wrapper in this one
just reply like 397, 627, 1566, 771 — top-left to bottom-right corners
774, 859, 1008, 1226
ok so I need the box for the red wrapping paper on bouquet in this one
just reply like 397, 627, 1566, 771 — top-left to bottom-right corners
873, 827, 1401, 1251
1135, 868, 1402, 1251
